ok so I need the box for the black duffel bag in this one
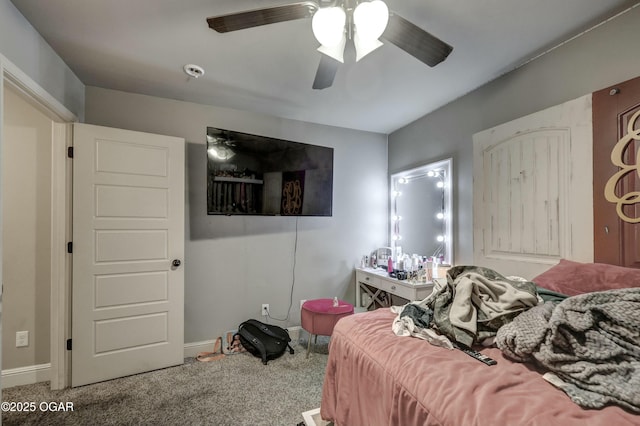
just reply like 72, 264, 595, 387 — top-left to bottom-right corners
237, 319, 294, 365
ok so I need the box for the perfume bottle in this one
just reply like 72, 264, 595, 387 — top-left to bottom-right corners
432, 257, 439, 279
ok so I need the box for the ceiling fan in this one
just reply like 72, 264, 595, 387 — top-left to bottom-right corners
207, 0, 453, 90
206, 131, 237, 160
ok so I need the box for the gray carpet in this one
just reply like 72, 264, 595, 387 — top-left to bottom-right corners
2, 342, 328, 426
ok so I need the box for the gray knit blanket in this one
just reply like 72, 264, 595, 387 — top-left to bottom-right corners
496, 288, 640, 412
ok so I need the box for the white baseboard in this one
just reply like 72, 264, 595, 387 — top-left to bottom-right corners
2, 363, 51, 389
2, 336, 297, 389
183, 339, 218, 358
1, 341, 216, 389
287, 325, 302, 345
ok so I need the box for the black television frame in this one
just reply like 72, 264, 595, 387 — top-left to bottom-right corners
206, 127, 334, 216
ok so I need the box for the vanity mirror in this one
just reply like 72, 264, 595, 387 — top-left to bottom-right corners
390, 158, 453, 266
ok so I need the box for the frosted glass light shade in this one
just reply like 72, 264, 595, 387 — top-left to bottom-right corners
353, 0, 389, 61
317, 34, 346, 63
354, 36, 383, 62
207, 146, 235, 160
354, 1, 389, 40
312, 7, 346, 47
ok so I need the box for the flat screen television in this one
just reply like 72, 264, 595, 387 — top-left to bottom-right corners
206, 127, 334, 216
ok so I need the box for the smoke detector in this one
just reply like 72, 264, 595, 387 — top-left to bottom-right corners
183, 64, 205, 78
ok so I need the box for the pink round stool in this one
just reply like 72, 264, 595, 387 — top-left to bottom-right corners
301, 298, 354, 357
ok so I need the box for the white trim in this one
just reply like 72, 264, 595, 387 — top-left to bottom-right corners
49, 123, 72, 390
1, 340, 219, 389
287, 325, 302, 345
184, 327, 302, 358
1, 364, 51, 389
2, 340, 219, 389
183, 340, 218, 358
0, 53, 76, 123
1, 53, 76, 391
0, 54, 4, 394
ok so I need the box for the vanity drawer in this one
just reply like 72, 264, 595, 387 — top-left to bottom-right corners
356, 268, 435, 303
375, 278, 413, 300
356, 270, 380, 287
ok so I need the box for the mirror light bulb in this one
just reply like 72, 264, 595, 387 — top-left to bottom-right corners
436, 235, 445, 242
436, 181, 444, 188
436, 212, 444, 220
392, 215, 402, 221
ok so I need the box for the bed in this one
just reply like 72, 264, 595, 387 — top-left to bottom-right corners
320, 260, 640, 426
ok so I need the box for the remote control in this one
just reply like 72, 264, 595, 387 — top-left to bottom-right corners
452, 342, 497, 366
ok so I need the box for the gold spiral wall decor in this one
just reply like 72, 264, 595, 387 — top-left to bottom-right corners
282, 179, 303, 215
604, 108, 640, 223
281, 170, 305, 215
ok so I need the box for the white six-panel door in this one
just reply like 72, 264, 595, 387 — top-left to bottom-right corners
72, 123, 184, 387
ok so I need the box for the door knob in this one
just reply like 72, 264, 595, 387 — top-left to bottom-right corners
172, 259, 181, 268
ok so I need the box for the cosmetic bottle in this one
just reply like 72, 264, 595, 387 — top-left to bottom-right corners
432, 257, 439, 279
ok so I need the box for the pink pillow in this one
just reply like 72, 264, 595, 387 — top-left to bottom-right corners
532, 259, 640, 296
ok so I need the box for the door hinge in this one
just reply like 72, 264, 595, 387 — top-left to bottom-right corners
67, 242, 73, 253
67, 146, 74, 158
66, 339, 72, 350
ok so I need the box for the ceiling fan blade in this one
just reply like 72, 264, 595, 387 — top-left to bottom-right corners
381, 14, 453, 67
312, 55, 340, 90
207, 2, 318, 33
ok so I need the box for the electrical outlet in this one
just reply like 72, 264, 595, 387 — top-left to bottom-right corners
16, 331, 29, 347
300, 299, 307, 309
261, 303, 270, 316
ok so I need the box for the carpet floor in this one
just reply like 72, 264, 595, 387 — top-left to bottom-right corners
2, 343, 328, 426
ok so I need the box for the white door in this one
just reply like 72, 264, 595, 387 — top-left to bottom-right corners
72, 123, 184, 387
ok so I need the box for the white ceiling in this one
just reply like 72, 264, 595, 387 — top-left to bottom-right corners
10, 0, 637, 133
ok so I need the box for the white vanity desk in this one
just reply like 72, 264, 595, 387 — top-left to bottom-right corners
355, 267, 437, 310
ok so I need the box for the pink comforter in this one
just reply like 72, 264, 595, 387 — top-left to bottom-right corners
321, 309, 639, 426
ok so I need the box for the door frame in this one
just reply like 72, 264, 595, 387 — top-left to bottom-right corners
1, 54, 77, 389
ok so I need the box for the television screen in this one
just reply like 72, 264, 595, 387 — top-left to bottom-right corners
206, 127, 334, 216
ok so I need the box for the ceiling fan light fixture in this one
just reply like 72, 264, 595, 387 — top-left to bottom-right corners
207, 145, 235, 161
353, 0, 389, 61
312, 6, 346, 48
354, 0, 389, 40
354, 35, 383, 62
206, 0, 452, 90
317, 34, 347, 63
207, 134, 236, 160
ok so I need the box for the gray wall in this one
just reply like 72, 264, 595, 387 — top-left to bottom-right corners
85, 86, 388, 343
0, 0, 84, 120
389, 5, 640, 265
